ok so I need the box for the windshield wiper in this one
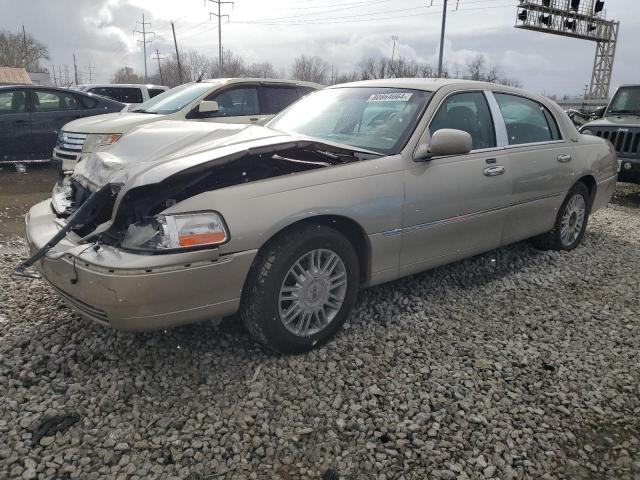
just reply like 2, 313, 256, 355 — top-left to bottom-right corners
607, 109, 640, 116
130, 109, 159, 114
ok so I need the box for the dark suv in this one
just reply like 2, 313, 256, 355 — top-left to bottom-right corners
580, 85, 640, 184
0, 85, 123, 164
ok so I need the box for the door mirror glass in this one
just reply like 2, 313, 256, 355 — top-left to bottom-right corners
199, 100, 219, 113
414, 129, 473, 161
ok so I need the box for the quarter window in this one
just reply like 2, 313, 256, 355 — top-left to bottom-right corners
429, 92, 496, 150
33, 90, 82, 112
494, 93, 561, 145
0, 90, 27, 114
148, 88, 165, 98
204, 87, 259, 117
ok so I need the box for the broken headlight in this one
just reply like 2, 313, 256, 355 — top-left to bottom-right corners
121, 212, 229, 252
82, 133, 122, 154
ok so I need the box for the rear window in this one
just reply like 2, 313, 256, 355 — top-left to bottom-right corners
89, 87, 143, 104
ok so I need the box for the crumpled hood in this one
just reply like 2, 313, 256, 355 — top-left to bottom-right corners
72, 120, 295, 191
62, 111, 166, 134
585, 115, 640, 128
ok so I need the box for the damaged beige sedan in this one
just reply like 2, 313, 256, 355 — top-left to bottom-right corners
19, 79, 618, 353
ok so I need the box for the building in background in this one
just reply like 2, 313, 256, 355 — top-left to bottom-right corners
0, 67, 32, 85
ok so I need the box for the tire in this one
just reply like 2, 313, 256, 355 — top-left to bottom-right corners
240, 224, 360, 354
531, 182, 591, 251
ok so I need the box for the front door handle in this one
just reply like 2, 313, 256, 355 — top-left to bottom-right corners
558, 154, 572, 163
483, 165, 505, 177
249, 117, 259, 122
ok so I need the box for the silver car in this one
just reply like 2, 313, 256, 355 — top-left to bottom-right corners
20, 79, 618, 353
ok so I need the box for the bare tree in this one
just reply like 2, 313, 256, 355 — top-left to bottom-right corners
112, 67, 144, 84
291, 54, 329, 84
246, 61, 278, 78
0, 29, 49, 71
466, 54, 485, 81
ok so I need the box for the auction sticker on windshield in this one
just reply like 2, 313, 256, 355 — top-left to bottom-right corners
367, 93, 413, 102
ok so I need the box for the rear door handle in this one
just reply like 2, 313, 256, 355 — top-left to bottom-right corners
558, 154, 572, 163
249, 117, 259, 122
483, 165, 505, 177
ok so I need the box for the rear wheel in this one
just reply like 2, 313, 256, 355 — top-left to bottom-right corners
240, 224, 359, 354
532, 182, 591, 251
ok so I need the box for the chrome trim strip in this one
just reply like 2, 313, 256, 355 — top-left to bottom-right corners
383, 192, 562, 236
504, 140, 566, 150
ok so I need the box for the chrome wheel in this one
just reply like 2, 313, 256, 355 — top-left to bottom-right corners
560, 193, 586, 246
278, 248, 348, 337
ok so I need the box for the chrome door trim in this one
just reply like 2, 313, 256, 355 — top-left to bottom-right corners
484, 90, 509, 147
384, 191, 562, 236
483, 165, 506, 177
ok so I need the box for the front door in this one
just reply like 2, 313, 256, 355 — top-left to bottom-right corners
401, 91, 511, 275
31, 89, 86, 160
0, 89, 31, 162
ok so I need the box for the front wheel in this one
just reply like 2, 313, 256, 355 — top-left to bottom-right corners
240, 224, 360, 354
532, 182, 591, 251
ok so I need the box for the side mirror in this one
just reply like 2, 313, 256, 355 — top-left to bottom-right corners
414, 128, 473, 161
594, 106, 606, 118
198, 100, 219, 114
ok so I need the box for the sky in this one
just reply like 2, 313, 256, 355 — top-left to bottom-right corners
1, 0, 638, 97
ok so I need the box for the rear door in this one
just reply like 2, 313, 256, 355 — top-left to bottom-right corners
492, 92, 575, 244
401, 90, 512, 275
0, 88, 31, 162
31, 89, 86, 159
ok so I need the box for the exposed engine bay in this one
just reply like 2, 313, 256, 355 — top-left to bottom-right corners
44, 142, 378, 251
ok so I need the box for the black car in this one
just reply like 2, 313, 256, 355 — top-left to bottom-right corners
0, 85, 124, 163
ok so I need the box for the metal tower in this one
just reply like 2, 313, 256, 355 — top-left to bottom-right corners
515, 0, 619, 100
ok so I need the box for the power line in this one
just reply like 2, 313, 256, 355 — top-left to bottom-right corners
232, 3, 515, 26
133, 13, 155, 81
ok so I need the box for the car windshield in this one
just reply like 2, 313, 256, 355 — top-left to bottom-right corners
131, 82, 217, 114
607, 86, 640, 115
267, 87, 431, 154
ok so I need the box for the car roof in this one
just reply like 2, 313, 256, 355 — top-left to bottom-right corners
200, 78, 324, 89
77, 84, 168, 89
325, 78, 501, 92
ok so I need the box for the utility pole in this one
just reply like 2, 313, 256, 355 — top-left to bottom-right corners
207, 0, 234, 76
437, 0, 448, 78
134, 13, 155, 82
391, 34, 398, 77
51, 65, 58, 87
153, 49, 165, 85
22, 25, 28, 69
85, 61, 96, 82
73, 53, 79, 85
170, 22, 184, 84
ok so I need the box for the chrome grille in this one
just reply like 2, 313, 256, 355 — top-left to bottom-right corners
593, 127, 640, 158
57, 131, 87, 152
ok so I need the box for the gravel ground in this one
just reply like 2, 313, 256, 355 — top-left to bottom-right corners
1, 186, 639, 480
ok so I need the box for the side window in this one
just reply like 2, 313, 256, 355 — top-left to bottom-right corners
261, 86, 300, 114
0, 90, 27, 114
494, 93, 561, 145
205, 87, 259, 117
148, 88, 165, 98
297, 86, 316, 97
78, 94, 98, 109
109, 88, 144, 104
429, 91, 496, 150
88, 87, 112, 99
33, 90, 82, 112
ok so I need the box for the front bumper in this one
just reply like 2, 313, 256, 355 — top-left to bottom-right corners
25, 200, 257, 331
617, 157, 640, 184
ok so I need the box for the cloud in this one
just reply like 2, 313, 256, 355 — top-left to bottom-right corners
0, 0, 637, 96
